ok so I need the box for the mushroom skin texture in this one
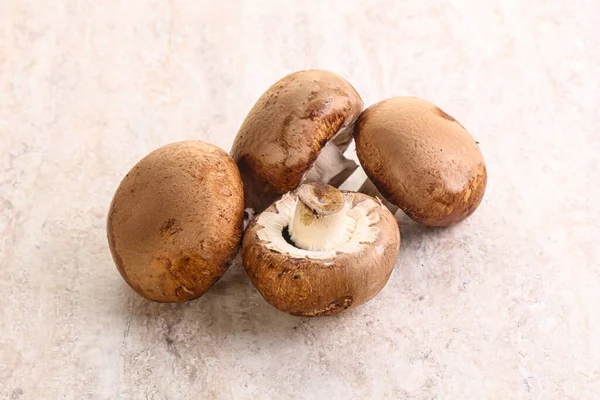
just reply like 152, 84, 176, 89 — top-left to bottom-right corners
242, 183, 400, 317
107, 140, 244, 303
354, 97, 487, 227
231, 69, 363, 213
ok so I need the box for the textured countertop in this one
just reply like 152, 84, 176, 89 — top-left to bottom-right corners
1, 1, 599, 399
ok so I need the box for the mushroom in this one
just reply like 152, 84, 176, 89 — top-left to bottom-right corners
354, 97, 487, 227
242, 182, 400, 317
107, 141, 244, 302
231, 69, 363, 214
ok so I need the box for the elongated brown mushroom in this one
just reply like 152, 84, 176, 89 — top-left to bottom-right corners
354, 97, 487, 226
243, 182, 400, 317
231, 70, 363, 213
107, 141, 244, 302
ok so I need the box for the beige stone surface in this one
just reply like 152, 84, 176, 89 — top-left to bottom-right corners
1, 0, 599, 398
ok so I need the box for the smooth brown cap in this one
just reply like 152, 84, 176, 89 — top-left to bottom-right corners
354, 97, 487, 226
242, 192, 400, 317
231, 69, 363, 212
107, 141, 244, 302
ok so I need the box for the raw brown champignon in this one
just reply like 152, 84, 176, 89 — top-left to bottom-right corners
107, 141, 244, 302
354, 97, 487, 227
242, 182, 400, 317
230, 69, 363, 213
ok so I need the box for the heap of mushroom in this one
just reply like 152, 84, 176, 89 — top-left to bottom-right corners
107, 69, 487, 317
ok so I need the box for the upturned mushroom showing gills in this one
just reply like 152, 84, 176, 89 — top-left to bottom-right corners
354, 97, 487, 227
242, 182, 400, 317
107, 141, 245, 303
231, 69, 363, 214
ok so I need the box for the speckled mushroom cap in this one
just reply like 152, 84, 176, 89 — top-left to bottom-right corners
231, 69, 363, 213
354, 97, 487, 226
242, 190, 400, 317
107, 140, 244, 302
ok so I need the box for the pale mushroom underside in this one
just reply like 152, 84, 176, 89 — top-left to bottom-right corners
255, 193, 382, 260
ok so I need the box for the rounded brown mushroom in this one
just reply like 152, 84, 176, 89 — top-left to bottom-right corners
107, 140, 244, 302
231, 69, 363, 213
242, 182, 400, 317
354, 97, 487, 227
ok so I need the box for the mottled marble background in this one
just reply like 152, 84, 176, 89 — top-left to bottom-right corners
1, 0, 599, 399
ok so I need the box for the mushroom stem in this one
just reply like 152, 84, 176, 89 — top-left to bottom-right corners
303, 141, 358, 188
330, 120, 355, 153
289, 183, 354, 251
359, 179, 399, 215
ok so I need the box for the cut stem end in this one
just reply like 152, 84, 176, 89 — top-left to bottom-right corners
289, 183, 353, 251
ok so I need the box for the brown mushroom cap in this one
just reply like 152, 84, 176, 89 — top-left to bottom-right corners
107, 140, 244, 302
354, 97, 487, 226
242, 190, 400, 317
231, 69, 363, 213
